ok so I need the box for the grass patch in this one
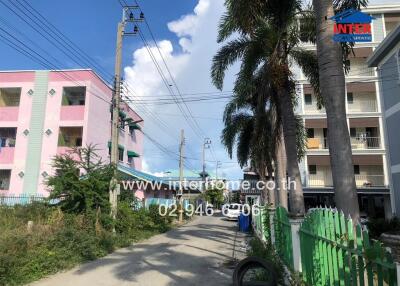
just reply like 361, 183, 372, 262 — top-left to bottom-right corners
0, 202, 173, 286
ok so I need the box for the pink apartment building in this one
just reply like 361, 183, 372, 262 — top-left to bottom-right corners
0, 69, 144, 198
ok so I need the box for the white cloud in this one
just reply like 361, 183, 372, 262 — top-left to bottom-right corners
167, 0, 210, 38
123, 0, 243, 180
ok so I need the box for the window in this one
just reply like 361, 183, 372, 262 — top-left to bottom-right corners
304, 94, 312, 105
347, 92, 354, 104
308, 165, 317, 175
62, 87, 86, 106
128, 156, 133, 165
118, 149, 124, 161
354, 165, 360, 175
0, 170, 11, 190
0, 128, 17, 147
307, 128, 314, 138
0, 88, 21, 107
350, 128, 357, 137
58, 127, 83, 147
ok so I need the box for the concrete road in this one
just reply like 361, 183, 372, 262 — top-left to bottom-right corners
30, 214, 249, 286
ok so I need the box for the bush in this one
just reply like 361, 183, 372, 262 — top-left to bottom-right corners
0, 201, 173, 285
246, 238, 286, 284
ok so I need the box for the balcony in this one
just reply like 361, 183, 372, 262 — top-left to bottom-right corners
60, 105, 85, 121
0, 88, 21, 121
347, 48, 375, 78
60, 87, 85, 121
0, 169, 11, 190
347, 98, 377, 113
0, 128, 16, 164
347, 59, 375, 77
350, 137, 380, 149
58, 127, 83, 148
307, 137, 328, 150
306, 163, 385, 188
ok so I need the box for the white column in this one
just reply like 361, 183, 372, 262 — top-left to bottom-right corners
383, 154, 390, 187
290, 218, 303, 272
268, 207, 276, 245
378, 116, 386, 151
298, 83, 304, 115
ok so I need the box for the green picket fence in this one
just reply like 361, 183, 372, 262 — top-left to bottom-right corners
299, 208, 397, 286
274, 206, 294, 270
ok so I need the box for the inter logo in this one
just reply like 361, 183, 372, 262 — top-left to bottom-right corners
331, 9, 375, 42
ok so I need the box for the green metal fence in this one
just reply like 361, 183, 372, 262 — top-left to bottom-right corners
274, 206, 294, 270
299, 208, 397, 286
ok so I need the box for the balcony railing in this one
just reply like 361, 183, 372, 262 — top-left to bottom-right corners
307, 174, 333, 187
307, 137, 381, 150
347, 64, 375, 77
355, 174, 385, 187
303, 104, 325, 114
347, 99, 378, 113
306, 138, 328, 150
350, 137, 381, 149
307, 174, 385, 187
0, 147, 15, 164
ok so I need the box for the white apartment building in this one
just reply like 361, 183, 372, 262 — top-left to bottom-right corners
294, 4, 400, 218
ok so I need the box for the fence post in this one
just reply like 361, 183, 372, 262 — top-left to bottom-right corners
397, 262, 400, 285
268, 207, 276, 245
289, 217, 304, 272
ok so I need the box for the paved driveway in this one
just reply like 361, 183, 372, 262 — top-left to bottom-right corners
30, 214, 248, 286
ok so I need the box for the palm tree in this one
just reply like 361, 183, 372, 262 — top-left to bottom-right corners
212, 0, 316, 216
311, 0, 366, 220
221, 74, 278, 205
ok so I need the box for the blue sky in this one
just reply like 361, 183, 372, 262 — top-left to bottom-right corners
0, 0, 242, 180
0, 0, 197, 74
0, 0, 395, 181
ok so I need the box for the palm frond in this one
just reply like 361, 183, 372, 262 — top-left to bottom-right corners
290, 48, 323, 108
211, 38, 250, 90
217, 13, 239, 43
221, 113, 252, 158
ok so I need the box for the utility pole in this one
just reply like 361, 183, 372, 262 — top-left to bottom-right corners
215, 161, 222, 181
202, 138, 211, 192
110, 5, 143, 224
178, 129, 185, 222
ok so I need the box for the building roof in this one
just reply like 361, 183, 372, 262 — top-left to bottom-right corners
367, 24, 400, 67
118, 164, 165, 183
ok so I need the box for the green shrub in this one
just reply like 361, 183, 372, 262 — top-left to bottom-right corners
247, 237, 286, 284
0, 201, 173, 285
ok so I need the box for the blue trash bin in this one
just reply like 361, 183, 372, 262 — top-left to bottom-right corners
238, 213, 250, 232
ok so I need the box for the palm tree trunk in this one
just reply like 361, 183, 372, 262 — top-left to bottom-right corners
313, 0, 360, 221
275, 132, 288, 209
278, 90, 305, 217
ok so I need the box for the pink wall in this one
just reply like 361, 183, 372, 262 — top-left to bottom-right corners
60, 106, 85, 121
0, 107, 19, 121
0, 70, 144, 197
0, 147, 14, 164
0, 74, 35, 196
